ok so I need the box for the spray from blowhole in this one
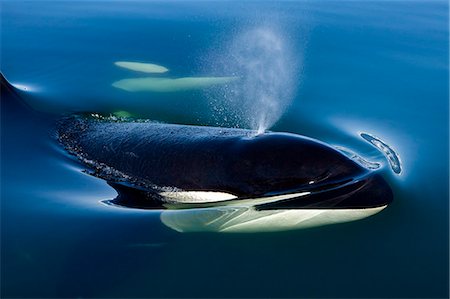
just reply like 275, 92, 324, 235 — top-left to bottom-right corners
208, 26, 299, 133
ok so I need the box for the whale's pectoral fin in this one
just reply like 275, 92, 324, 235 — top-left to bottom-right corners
103, 181, 165, 210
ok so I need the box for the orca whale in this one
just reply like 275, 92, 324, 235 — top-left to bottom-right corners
1, 73, 393, 232
57, 114, 392, 210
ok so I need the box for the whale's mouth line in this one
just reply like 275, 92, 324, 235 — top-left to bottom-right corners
255, 173, 392, 211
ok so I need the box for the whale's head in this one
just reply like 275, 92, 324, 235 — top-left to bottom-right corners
233, 133, 367, 194
217, 132, 392, 210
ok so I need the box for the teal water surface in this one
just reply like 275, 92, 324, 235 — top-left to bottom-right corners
1, 1, 449, 298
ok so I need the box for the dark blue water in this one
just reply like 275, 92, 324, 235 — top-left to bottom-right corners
1, 1, 448, 298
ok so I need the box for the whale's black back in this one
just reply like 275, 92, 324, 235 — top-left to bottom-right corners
58, 115, 368, 199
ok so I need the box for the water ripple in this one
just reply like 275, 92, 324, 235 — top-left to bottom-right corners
360, 132, 402, 174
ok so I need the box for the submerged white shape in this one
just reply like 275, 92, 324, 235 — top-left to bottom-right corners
160, 205, 387, 233
112, 76, 237, 92
160, 191, 237, 203
114, 61, 169, 73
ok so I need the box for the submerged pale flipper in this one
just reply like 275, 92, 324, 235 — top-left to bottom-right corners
114, 61, 169, 73
112, 76, 237, 92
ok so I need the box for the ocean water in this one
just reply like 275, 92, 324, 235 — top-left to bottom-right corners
1, 1, 449, 298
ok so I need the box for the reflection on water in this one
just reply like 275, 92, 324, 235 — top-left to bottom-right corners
361, 132, 402, 174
